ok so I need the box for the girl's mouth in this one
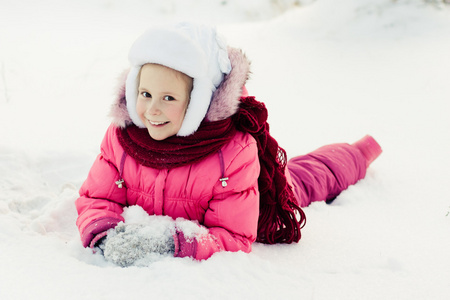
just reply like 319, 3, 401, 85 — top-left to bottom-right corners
149, 120, 169, 126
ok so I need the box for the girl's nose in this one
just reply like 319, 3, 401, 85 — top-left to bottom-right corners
147, 99, 161, 115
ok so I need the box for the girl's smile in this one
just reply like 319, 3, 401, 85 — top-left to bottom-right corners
148, 120, 170, 126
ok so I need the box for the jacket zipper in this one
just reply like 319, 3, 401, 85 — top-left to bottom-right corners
115, 151, 127, 188
218, 149, 228, 187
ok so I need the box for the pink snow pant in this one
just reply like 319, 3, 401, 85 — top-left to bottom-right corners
286, 138, 377, 208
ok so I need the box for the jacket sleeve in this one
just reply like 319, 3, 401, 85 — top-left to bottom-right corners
175, 138, 260, 260
75, 125, 127, 247
286, 143, 367, 208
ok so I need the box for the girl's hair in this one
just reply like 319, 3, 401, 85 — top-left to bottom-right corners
256, 146, 306, 244
233, 97, 306, 244
256, 148, 306, 244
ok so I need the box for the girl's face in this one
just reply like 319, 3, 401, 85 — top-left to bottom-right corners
136, 64, 193, 141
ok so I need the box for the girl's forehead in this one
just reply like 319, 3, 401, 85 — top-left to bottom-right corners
140, 64, 192, 89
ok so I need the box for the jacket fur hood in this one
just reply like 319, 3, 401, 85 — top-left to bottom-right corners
109, 47, 251, 129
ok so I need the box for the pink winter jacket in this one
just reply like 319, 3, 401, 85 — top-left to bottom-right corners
76, 125, 260, 260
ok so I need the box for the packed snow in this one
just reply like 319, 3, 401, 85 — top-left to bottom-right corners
1, 0, 450, 299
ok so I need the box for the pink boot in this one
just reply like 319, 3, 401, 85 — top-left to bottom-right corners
352, 135, 382, 167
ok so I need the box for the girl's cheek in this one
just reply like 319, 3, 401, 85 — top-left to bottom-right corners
136, 98, 145, 115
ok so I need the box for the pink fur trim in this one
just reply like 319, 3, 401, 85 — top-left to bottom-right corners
109, 47, 251, 126
206, 48, 251, 121
109, 69, 133, 128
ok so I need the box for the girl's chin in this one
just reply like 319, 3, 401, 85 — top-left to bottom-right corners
147, 128, 176, 141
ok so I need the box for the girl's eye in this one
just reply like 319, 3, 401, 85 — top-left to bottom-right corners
142, 92, 152, 98
163, 95, 175, 101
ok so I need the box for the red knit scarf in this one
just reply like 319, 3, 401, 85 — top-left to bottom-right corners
117, 96, 306, 244
118, 118, 236, 169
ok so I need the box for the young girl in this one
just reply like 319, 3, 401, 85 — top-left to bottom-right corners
76, 22, 381, 266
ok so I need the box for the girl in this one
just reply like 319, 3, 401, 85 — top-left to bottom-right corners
76, 22, 382, 266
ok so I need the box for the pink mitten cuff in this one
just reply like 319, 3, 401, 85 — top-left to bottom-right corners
81, 217, 119, 248
173, 231, 197, 258
89, 231, 108, 249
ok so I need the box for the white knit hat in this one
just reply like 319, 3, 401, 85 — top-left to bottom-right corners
125, 22, 232, 136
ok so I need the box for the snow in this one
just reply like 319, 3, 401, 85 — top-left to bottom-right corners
1, 0, 450, 299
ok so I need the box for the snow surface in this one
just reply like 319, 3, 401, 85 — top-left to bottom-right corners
1, 0, 450, 299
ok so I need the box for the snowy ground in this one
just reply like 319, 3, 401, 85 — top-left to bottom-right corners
1, 0, 450, 299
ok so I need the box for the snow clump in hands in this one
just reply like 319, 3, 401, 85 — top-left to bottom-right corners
103, 206, 177, 267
